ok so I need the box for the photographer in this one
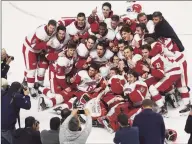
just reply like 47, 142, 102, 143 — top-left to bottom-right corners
13, 116, 42, 144
185, 107, 192, 144
1, 48, 14, 79
41, 117, 60, 144
59, 109, 92, 144
1, 81, 31, 144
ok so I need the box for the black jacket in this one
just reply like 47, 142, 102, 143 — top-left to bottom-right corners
133, 109, 165, 144
113, 126, 139, 144
13, 128, 42, 144
1, 59, 10, 79
1, 89, 31, 130
145, 17, 185, 52
185, 115, 192, 144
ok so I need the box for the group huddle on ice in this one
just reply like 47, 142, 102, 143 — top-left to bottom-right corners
20, 1, 190, 136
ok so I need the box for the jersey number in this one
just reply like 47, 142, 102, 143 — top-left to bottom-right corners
86, 85, 94, 92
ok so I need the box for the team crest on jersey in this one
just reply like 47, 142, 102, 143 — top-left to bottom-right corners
139, 87, 145, 93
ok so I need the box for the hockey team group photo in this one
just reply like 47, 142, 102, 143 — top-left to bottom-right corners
1, 1, 192, 144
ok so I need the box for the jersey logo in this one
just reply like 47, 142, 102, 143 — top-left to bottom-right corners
139, 87, 146, 93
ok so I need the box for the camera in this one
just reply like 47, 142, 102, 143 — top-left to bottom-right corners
7, 55, 14, 61
35, 120, 40, 127
77, 109, 85, 114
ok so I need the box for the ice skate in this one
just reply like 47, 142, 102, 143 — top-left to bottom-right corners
29, 87, 38, 98
34, 82, 43, 94
92, 120, 104, 128
174, 89, 181, 102
159, 103, 168, 117
102, 119, 114, 133
38, 97, 48, 111
97, 117, 114, 133
53, 106, 63, 115
165, 93, 180, 108
179, 103, 191, 114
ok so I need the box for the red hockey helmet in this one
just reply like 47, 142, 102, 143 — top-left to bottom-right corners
165, 129, 177, 142
132, 4, 142, 13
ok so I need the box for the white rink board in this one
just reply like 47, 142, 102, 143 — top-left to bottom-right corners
2, 1, 192, 143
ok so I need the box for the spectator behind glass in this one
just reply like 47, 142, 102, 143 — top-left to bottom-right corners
13, 116, 42, 144
113, 113, 139, 144
133, 99, 165, 144
185, 107, 192, 144
59, 109, 92, 144
41, 117, 61, 144
1, 48, 14, 79
1, 81, 31, 144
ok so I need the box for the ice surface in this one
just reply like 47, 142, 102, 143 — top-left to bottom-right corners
2, 1, 192, 143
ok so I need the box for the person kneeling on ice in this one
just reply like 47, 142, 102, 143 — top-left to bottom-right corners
34, 43, 77, 111
37, 63, 106, 112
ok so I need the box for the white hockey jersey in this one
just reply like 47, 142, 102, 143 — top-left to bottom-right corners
24, 24, 54, 53
48, 32, 70, 51
90, 49, 114, 65
76, 43, 90, 58
76, 70, 100, 92
66, 21, 90, 36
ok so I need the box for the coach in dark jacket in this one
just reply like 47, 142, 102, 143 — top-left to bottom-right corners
114, 113, 139, 144
1, 81, 31, 144
144, 11, 185, 52
185, 110, 192, 144
133, 99, 165, 144
13, 116, 42, 144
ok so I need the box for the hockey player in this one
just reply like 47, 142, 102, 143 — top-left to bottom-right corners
137, 12, 155, 34
89, 42, 114, 77
158, 37, 180, 52
75, 35, 97, 70
117, 40, 126, 60
22, 19, 57, 97
144, 38, 191, 113
70, 63, 107, 102
123, 46, 142, 69
39, 25, 71, 85
94, 70, 147, 133
102, 67, 127, 109
88, 22, 115, 43
36, 43, 77, 110
66, 12, 90, 42
132, 23, 148, 55
120, 25, 142, 50
104, 15, 123, 40
46, 25, 71, 53
141, 44, 182, 114
88, 2, 113, 24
